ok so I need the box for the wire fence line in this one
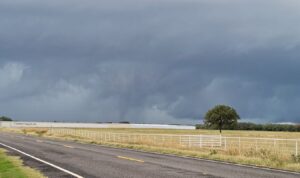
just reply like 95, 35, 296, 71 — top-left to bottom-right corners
48, 128, 299, 156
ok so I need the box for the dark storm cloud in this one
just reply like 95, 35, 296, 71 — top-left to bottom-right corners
1, 0, 300, 123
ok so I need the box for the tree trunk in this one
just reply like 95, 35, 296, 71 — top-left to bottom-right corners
219, 121, 223, 134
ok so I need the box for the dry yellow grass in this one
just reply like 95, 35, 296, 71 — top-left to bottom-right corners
2, 127, 300, 138
78, 128, 300, 139
22, 128, 48, 136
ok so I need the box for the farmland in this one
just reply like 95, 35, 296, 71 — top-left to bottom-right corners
67, 128, 300, 139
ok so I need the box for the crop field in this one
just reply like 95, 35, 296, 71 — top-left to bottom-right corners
1, 127, 300, 172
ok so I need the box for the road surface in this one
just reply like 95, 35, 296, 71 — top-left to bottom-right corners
0, 132, 299, 178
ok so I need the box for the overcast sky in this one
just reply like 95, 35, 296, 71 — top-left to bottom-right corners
1, 0, 300, 124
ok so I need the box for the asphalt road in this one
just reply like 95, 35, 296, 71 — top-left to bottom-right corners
0, 132, 299, 178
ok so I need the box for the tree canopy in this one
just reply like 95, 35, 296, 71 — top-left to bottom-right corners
204, 105, 240, 133
0, 116, 13, 121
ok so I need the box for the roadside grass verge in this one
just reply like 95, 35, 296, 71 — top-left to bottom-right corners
0, 148, 45, 178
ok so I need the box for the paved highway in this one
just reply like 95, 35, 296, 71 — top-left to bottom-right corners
0, 132, 299, 178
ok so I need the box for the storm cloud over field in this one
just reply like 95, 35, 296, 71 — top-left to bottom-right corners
1, 0, 300, 124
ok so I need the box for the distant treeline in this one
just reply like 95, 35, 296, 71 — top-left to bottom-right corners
0, 116, 13, 121
196, 122, 300, 132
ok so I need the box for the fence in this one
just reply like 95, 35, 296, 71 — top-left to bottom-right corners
48, 128, 299, 156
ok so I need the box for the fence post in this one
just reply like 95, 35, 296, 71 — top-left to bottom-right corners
224, 137, 227, 150
296, 140, 298, 156
238, 137, 241, 155
179, 136, 182, 146
200, 135, 202, 148
189, 136, 191, 148
255, 139, 258, 152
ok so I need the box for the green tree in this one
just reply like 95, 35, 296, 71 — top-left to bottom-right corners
204, 105, 240, 133
0, 116, 13, 121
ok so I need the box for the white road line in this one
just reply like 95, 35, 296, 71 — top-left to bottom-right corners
0, 142, 84, 178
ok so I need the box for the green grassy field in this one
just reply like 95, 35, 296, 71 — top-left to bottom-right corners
0, 148, 44, 178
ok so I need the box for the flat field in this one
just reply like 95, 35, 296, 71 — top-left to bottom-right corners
3, 127, 300, 138
73, 128, 300, 139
